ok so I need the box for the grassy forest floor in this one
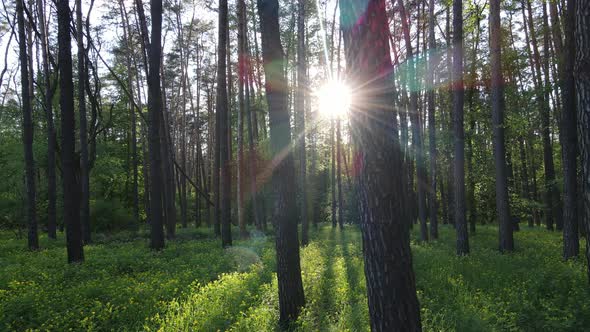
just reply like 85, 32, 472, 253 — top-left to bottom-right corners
1, 224, 589, 331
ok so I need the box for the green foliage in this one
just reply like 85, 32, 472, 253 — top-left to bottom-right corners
0, 225, 588, 331
90, 198, 135, 233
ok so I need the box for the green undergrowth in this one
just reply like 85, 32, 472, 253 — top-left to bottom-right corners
1, 224, 589, 331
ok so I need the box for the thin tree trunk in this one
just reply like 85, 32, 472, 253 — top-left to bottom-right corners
296, 0, 309, 244
76, 0, 91, 244
219, 0, 232, 247
453, 0, 468, 255
37, 0, 56, 239
427, 0, 438, 240
491, 0, 514, 253
17, 0, 38, 251
331, 119, 337, 228
336, 118, 344, 230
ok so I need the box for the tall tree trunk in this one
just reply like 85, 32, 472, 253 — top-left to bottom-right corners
341, 0, 422, 329
37, 0, 57, 240
147, 0, 165, 250
558, 0, 579, 259
257, 0, 305, 324
466, 3, 482, 234
119, 0, 139, 226
398, 0, 427, 240
453, 0, 469, 255
296, 0, 308, 245
331, 119, 337, 228
491, 0, 514, 253
427, 0, 438, 240
336, 118, 344, 230
219, 0, 232, 247
574, 0, 590, 282
76, 0, 91, 244
57, 0, 84, 261
17, 0, 38, 251
237, 0, 249, 238
525, 0, 559, 231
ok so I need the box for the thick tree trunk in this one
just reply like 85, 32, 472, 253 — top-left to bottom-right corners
17, 0, 38, 251
574, 0, 590, 282
453, 0, 469, 255
257, 0, 305, 324
147, 0, 165, 250
57, 0, 84, 261
219, 0, 232, 247
341, 0, 422, 330
491, 0, 514, 253
560, 0, 579, 259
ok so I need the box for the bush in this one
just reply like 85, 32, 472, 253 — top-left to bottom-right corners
90, 198, 135, 233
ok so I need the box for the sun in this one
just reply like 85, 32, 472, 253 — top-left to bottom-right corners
317, 80, 352, 118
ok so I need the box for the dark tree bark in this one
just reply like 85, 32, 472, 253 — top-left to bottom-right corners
57, 0, 84, 262
296, 0, 309, 245
560, 0, 579, 259
490, 0, 514, 253
331, 119, 337, 228
452, 0, 469, 255
37, 0, 57, 240
574, 0, 590, 282
76, 0, 91, 244
336, 119, 344, 230
147, 0, 165, 250
237, 0, 248, 238
427, 0, 437, 240
17, 0, 38, 251
219, 0, 232, 247
257, 0, 305, 324
341, 0, 422, 329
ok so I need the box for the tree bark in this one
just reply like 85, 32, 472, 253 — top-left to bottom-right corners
257, 0, 306, 324
453, 0, 469, 255
37, 0, 57, 239
296, 0, 309, 244
558, 0, 579, 259
17, 0, 38, 251
574, 0, 590, 282
341, 0, 422, 329
491, 0, 514, 253
57, 0, 84, 261
147, 0, 165, 250
76, 0, 91, 244
219, 0, 232, 247
427, 0, 437, 240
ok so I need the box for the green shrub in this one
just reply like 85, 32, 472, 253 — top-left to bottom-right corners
90, 198, 136, 233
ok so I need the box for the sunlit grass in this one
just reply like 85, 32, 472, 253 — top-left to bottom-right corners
0, 224, 588, 331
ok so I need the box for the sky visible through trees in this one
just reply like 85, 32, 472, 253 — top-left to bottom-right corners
0, 0, 589, 330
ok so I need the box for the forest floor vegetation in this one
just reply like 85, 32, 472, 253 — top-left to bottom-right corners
0, 224, 588, 331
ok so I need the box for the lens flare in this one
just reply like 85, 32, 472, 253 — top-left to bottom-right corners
317, 80, 352, 118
